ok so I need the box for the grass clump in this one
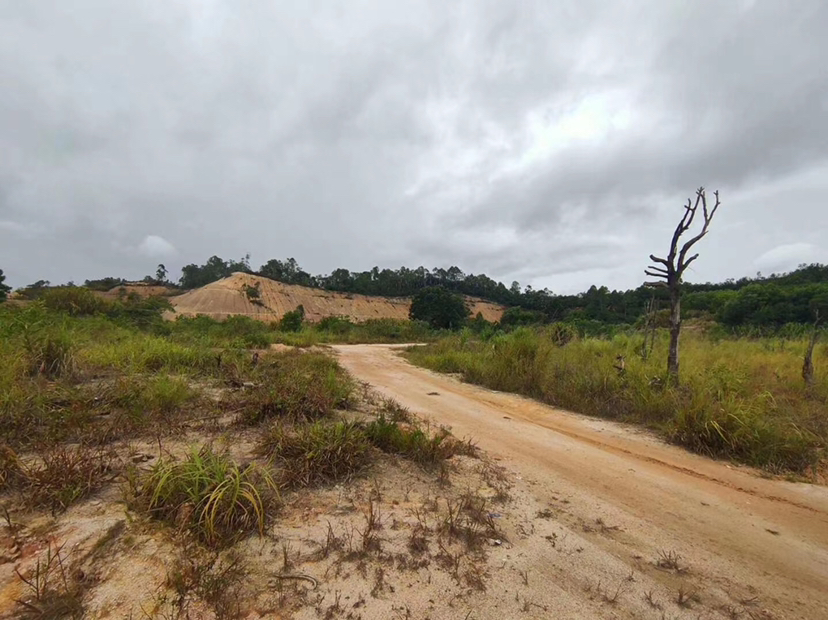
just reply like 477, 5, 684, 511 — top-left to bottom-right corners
241, 352, 354, 424
260, 420, 373, 488
20, 445, 114, 514
365, 415, 472, 468
139, 446, 277, 546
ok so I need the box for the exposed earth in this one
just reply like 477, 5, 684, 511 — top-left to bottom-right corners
3, 344, 826, 619
165, 273, 506, 323
333, 344, 828, 620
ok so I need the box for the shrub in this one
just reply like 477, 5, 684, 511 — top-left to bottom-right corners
409, 287, 469, 330
139, 446, 277, 546
259, 421, 373, 487
279, 305, 305, 332
42, 287, 106, 316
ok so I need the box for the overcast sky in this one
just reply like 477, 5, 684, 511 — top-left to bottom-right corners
1, 1, 827, 293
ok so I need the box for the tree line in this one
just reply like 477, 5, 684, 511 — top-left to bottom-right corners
4, 257, 826, 330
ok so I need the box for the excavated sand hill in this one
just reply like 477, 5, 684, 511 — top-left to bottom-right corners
168, 272, 506, 323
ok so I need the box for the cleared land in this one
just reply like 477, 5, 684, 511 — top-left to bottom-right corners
335, 344, 828, 620
166, 273, 506, 323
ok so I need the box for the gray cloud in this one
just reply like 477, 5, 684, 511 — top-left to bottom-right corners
1, 0, 826, 293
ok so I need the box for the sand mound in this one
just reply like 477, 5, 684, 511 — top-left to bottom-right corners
168, 273, 506, 323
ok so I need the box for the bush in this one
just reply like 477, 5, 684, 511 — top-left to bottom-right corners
0, 268, 10, 301
42, 287, 106, 316
317, 315, 354, 335
259, 421, 373, 487
139, 446, 277, 546
409, 287, 470, 330
279, 305, 305, 332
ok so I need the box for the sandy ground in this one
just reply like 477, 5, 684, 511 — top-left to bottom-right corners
167, 273, 506, 323
332, 344, 828, 620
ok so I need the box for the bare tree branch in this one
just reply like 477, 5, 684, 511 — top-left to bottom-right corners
647, 187, 721, 384
677, 189, 721, 272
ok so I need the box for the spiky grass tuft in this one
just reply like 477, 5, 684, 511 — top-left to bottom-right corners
140, 446, 277, 546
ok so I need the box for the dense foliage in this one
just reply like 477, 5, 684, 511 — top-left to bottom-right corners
0, 268, 9, 301
409, 287, 470, 329
173, 255, 827, 329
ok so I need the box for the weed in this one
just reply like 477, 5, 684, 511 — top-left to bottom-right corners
260, 420, 373, 488
364, 415, 466, 468
656, 549, 686, 572
0, 444, 24, 490
166, 547, 247, 619
407, 329, 828, 472
240, 353, 354, 424
139, 446, 277, 546
22, 445, 114, 514
15, 542, 84, 619
644, 589, 663, 610
676, 585, 701, 608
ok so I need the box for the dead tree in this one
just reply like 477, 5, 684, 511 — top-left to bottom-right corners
803, 311, 821, 390
646, 187, 721, 384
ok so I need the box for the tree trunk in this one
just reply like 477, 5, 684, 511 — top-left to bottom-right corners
803, 331, 818, 389
667, 288, 681, 383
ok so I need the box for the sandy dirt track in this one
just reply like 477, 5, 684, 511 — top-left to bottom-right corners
333, 344, 828, 620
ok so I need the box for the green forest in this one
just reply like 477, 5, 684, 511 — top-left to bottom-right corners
66, 257, 828, 331
6, 255, 828, 332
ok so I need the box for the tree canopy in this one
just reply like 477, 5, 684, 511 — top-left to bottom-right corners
409, 287, 470, 329
0, 269, 10, 301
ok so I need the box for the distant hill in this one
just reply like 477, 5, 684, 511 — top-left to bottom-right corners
168, 273, 506, 323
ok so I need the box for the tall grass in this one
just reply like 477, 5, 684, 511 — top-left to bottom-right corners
407, 327, 827, 473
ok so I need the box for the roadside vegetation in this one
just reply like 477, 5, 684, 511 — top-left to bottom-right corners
0, 294, 490, 618
407, 326, 827, 473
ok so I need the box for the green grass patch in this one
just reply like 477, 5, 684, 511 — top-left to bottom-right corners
364, 415, 475, 468
406, 327, 827, 473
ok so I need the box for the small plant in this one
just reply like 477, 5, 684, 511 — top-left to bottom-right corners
656, 549, 686, 572
242, 282, 264, 307
139, 446, 277, 546
166, 547, 247, 619
15, 542, 84, 619
676, 585, 701, 608
259, 420, 373, 488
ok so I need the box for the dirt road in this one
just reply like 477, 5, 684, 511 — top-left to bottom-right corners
333, 344, 828, 620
